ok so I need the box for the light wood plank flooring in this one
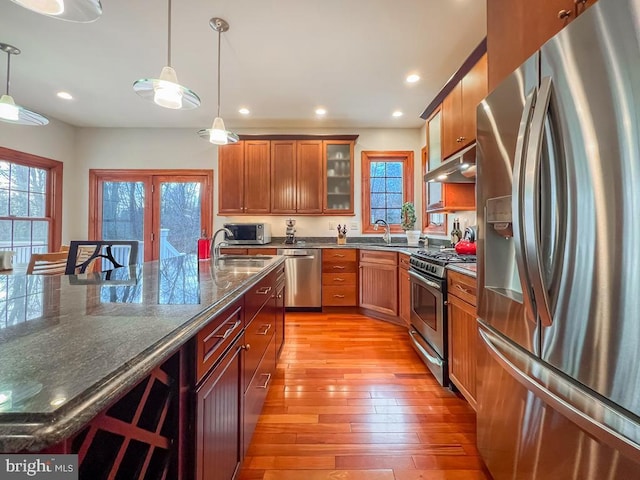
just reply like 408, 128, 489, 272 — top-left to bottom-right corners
238, 312, 491, 480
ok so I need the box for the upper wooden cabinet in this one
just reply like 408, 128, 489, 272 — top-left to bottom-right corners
441, 54, 488, 159
218, 141, 270, 214
271, 140, 296, 214
218, 142, 245, 214
487, 0, 600, 91
219, 136, 356, 215
297, 140, 324, 214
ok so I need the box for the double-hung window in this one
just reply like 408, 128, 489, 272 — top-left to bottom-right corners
0, 147, 63, 264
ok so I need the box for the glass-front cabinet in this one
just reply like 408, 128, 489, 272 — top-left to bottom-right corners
424, 110, 447, 234
323, 140, 354, 214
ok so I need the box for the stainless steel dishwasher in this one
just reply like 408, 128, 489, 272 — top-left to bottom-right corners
276, 248, 322, 309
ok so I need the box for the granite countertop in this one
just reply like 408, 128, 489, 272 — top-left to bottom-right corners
0, 254, 284, 452
447, 263, 477, 278
229, 237, 431, 255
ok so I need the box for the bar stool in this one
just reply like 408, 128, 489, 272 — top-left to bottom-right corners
65, 241, 140, 274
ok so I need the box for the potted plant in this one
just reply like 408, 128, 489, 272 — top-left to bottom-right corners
401, 202, 421, 246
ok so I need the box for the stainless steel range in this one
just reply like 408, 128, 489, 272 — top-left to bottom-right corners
408, 250, 476, 386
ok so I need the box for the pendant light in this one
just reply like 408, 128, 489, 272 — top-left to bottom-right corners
9, 0, 102, 23
0, 43, 48, 126
133, 0, 200, 110
198, 18, 239, 145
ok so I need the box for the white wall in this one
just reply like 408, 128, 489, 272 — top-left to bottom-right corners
75, 127, 424, 239
0, 118, 79, 243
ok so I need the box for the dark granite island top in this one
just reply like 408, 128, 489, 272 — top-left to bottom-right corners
0, 254, 284, 452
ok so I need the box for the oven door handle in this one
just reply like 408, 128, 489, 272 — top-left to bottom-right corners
409, 330, 444, 367
408, 270, 442, 291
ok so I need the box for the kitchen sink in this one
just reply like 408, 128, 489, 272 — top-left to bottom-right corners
212, 255, 277, 273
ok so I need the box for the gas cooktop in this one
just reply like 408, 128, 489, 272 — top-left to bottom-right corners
410, 250, 476, 279
412, 250, 476, 265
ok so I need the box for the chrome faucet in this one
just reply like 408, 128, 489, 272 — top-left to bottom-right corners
373, 219, 391, 245
211, 227, 234, 260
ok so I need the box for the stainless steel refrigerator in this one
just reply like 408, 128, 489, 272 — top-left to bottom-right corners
476, 0, 640, 477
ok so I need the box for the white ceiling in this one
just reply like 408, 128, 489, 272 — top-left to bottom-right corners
0, 0, 486, 129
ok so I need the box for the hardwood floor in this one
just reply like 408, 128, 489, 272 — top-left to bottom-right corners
238, 312, 491, 480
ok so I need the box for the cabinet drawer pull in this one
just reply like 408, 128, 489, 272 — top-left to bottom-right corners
257, 324, 272, 335
332, 265, 345, 270
455, 284, 473, 295
558, 9, 572, 19
333, 254, 345, 258
334, 277, 345, 282
257, 373, 272, 389
333, 294, 345, 298
256, 286, 272, 295
208, 319, 241, 341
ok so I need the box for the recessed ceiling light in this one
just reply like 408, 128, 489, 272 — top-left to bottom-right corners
238, 107, 250, 115
315, 108, 327, 116
392, 110, 403, 117
406, 74, 420, 83
56, 91, 73, 100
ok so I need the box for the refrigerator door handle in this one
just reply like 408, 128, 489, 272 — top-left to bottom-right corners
479, 324, 640, 464
522, 76, 554, 327
511, 87, 538, 326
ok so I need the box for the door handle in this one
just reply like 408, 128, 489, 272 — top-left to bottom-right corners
523, 76, 554, 327
511, 87, 538, 326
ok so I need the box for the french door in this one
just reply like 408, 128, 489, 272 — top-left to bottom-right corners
89, 170, 213, 262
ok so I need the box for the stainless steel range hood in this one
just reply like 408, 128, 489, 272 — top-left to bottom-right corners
424, 143, 476, 183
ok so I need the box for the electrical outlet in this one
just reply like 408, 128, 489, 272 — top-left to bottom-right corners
349, 222, 359, 231
329, 221, 336, 231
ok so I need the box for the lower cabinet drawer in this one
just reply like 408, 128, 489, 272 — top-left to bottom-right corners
244, 335, 276, 455
322, 273, 356, 286
322, 286, 357, 306
243, 306, 274, 391
195, 299, 243, 383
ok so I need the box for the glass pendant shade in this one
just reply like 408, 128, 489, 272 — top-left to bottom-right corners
0, 43, 49, 126
198, 117, 239, 145
132, 0, 200, 111
10, 0, 102, 23
134, 66, 201, 110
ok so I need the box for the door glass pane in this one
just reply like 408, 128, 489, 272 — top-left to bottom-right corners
101, 182, 145, 260
159, 182, 201, 260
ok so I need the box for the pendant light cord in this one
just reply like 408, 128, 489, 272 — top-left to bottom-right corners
217, 27, 221, 118
167, 0, 172, 67
4, 51, 10, 96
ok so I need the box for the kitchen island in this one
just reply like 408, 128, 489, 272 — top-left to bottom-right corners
0, 253, 285, 477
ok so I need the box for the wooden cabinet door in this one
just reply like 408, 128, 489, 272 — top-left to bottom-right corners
398, 267, 411, 327
196, 337, 243, 480
441, 82, 463, 158
296, 140, 323, 213
359, 262, 398, 316
448, 294, 478, 410
218, 142, 245, 214
523, 0, 574, 60
271, 140, 297, 213
244, 141, 271, 214
461, 54, 488, 146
